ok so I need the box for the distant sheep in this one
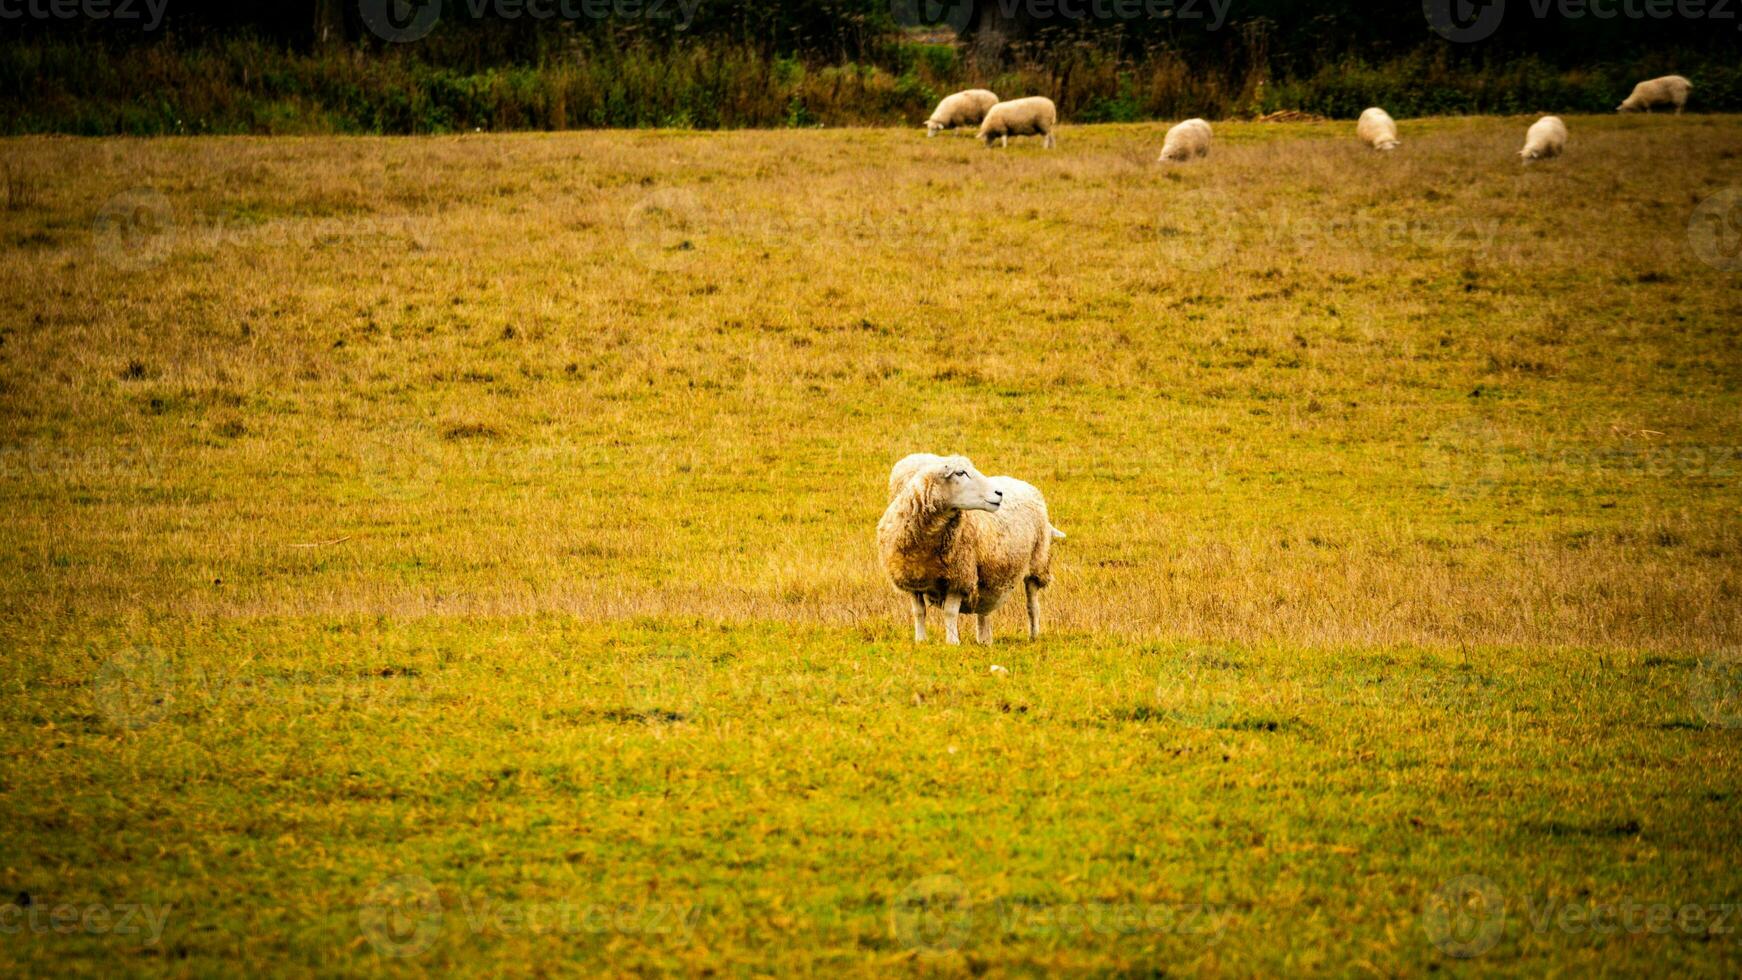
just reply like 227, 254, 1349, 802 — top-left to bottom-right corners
878, 454, 1065, 645
1357, 107, 1400, 151
927, 89, 999, 137
1158, 119, 1212, 162
978, 97, 1058, 149
1618, 75, 1693, 114
1518, 115, 1568, 163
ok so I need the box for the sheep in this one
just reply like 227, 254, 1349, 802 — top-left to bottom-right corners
978, 97, 1058, 149
926, 89, 999, 137
1617, 75, 1693, 114
1357, 107, 1400, 151
878, 454, 1065, 645
1157, 119, 1212, 162
1518, 115, 1568, 163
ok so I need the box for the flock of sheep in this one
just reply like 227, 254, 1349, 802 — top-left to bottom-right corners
923, 74, 1694, 163
892, 74, 1697, 645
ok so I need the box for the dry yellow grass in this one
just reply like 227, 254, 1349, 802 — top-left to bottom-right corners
2, 117, 1741, 976
3, 117, 1738, 652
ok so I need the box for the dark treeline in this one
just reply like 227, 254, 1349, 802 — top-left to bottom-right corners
4, 1, 1739, 133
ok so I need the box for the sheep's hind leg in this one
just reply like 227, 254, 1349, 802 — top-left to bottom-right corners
942, 593, 964, 645
1025, 580, 1042, 640
910, 593, 927, 643
976, 614, 993, 645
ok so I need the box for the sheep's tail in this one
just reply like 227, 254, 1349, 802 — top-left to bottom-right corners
1050, 526, 1067, 541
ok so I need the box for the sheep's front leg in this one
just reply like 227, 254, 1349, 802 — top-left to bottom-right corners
909, 593, 927, 643
1000, 134, 1009, 149
1025, 580, 1042, 640
942, 592, 964, 645
976, 614, 993, 645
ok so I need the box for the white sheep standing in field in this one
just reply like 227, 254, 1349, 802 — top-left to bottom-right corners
878, 453, 1065, 645
926, 89, 999, 137
1158, 118, 1212, 162
978, 97, 1058, 149
1357, 107, 1400, 151
1518, 115, 1568, 163
1617, 75, 1693, 114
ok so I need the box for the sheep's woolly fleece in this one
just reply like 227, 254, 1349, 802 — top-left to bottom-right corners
1519, 115, 1568, 162
878, 454, 1059, 616
1159, 119, 1212, 162
1357, 107, 1400, 151
978, 97, 1058, 148
1618, 75, 1692, 113
926, 89, 998, 135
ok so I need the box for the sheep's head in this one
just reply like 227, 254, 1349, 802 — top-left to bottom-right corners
925, 120, 943, 137
925, 457, 1003, 514
1616, 98, 1638, 113
1376, 139, 1400, 152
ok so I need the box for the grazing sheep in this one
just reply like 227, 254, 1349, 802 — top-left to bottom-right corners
877, 454, 1065, 645
1158, 119, 1212, 162
1357, 107, 1400, 151
978, 97, 1058, 149
1618, 75, 1693, 114
926, 89, 999, 137
1518, 115, 1568, 163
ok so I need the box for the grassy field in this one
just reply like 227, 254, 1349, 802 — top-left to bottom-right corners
2, 114, 1740, 974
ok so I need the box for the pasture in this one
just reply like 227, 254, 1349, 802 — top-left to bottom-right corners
1, 114, 1740, 974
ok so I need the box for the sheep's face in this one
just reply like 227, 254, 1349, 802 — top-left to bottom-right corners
931, 457, 1003, 513
926, 121, 943, 137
